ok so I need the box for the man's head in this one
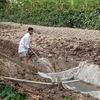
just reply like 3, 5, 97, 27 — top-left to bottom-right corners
28, 27, 34, 35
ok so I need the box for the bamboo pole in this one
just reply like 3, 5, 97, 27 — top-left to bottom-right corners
4, 77, 57, 85
62, 80, 79, 84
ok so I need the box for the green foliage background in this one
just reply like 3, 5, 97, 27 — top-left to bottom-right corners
0, 0, 100, 30
0, 0, 9, 8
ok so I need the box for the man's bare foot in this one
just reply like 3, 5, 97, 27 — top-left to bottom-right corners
22, 68, 29, 73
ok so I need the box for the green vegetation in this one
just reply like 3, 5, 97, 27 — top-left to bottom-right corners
0, 0, 100, 30
0, 0, 9, 8
63, 96, 71, 100
7, 0, 100, 10
0, 82, 29, 100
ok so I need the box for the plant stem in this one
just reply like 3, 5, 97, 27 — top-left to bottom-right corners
71, 0, 74, 9
85, 0, 88, 9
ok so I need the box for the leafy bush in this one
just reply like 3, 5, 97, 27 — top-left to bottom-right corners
0, 82, 28, 100
0, 0, 9, 9
0, 1, 100, 30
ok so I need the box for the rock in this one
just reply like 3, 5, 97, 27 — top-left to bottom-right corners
48, 54, 53, 57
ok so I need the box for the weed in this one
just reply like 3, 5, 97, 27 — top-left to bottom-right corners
63, 96, 71, 100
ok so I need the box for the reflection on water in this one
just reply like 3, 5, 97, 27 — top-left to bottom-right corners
65, 81, 100, 92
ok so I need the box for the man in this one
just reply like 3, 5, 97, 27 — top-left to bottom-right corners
18, 27, 34, 73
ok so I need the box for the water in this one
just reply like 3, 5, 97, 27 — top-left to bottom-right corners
33, 52, 54, 73
63, 81, 100, 100
38, 57, 55, 72
64, 81, 100, 92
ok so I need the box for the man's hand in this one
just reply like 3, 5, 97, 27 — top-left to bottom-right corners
29, 47, 36, 53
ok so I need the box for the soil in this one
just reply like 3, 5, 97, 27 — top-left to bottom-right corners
0, 22, 100, 100
0, 56, 98, 100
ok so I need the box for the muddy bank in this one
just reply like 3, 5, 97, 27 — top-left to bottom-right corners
0, 38, 100, 72
0, 39, 18, 58
0, 23, 100, 71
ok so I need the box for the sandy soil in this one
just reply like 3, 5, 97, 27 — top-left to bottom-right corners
0, 22, 100, 100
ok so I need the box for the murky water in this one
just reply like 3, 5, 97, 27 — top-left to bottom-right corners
64, 81, 100, 92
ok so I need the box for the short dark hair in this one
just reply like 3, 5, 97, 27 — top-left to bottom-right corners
28, 27, 33, 31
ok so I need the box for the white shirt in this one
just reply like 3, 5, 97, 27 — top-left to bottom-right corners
18, 33, 31, 53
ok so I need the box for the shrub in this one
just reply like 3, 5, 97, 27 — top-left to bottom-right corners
0, 0, 9, 9
0, 82, 28, 100
0, 2, 100, 30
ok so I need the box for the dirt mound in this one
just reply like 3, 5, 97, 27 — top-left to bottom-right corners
0, 56, 21, 77
0, 38, 100, 72
0, 22, 100, 100
0, 39, 18, 58
33, 36, 100, 70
